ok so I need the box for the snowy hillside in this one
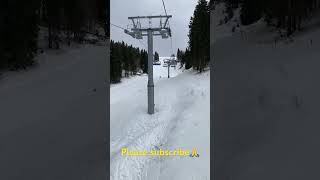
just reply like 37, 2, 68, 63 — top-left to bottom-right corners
111, 57, 210, 180
213, 2, 320, 180
0, 42, 107, 180
212, 3, 241, 42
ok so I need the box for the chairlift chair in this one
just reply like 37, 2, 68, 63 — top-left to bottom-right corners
124, 29, 135, 38
160, 29, 169, 39
135, 31, 143, 39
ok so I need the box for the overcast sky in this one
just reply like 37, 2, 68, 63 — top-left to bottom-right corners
110, 0, 198, 57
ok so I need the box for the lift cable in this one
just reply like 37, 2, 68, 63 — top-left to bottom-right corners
111, 22, 147, 50
111, 23, 126, 30
161, 0, 174, 56
161, 0, 168, 15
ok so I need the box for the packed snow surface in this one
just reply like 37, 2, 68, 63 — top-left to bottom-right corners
110, 57, 210, 180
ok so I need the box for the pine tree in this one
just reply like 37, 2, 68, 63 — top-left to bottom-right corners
46, 0, 64, 49
187, 0, 210, 72
240, 0, 262, 25
184, 48, 192, 70
140, 50, 148, 73
0, 2, 6, 69
176, 49, 181, 61
154, 51, 160, 61
177, 49, 186, 69
2, 0, 40, 70
110, 40, 122, 83
96, 0, 108, 37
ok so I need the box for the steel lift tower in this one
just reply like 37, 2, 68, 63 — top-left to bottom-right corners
125, 15, 172, 114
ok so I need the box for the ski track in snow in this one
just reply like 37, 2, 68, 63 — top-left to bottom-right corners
110, 58, 210, 180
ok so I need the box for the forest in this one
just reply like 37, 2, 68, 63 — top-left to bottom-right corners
213, 0, 320, 36
110, 40, 147, 83
0, 0, 109, 70
110, 39, 166, 83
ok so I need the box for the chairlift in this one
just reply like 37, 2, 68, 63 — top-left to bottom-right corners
124, 29, 135, 38
135, 31, 143, 39
160, 29, 169, 39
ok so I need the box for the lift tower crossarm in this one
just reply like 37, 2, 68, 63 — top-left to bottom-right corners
128, 15, 172, 19
131, 28, 170, 32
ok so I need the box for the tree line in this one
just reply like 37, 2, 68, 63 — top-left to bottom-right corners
177, 0, 210, 73
110, 40, 149, 83
110, 40, 164, 83
0, 0, 109, 71
216, 0, 320, 36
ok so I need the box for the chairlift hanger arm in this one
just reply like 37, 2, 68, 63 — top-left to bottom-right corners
131, 19, 136, 29
163, 17, 170, 28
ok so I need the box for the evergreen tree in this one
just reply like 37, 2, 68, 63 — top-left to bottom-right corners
184, 48, 192, 70
96, 0, 109, 37
177, 49, 186, 69
154, 51, 160, 61
187, 0, 210, 72
110, 40, 122, 83
176, 49, 181, 61
141, 50, 148, 73
240, 0, 262, 25
2, 0, 40, 70
209, 0, 215, 9
0, 2, 6, 69
46, 0, 63, 49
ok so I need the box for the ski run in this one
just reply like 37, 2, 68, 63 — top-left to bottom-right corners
110, 57, 210, 180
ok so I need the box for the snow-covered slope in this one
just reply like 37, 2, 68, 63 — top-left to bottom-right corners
111, 57, 210, 180
213, 3, 320, 179
0, 43, 108, 180
212, 3, 241, 43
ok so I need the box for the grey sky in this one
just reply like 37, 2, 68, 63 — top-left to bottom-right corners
110, 0, 198, 57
